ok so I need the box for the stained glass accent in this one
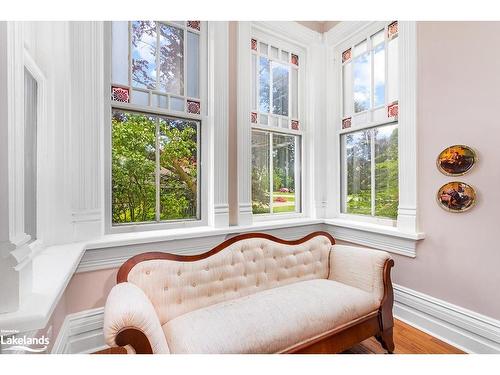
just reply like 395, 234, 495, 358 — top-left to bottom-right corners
342, 117, 352, 129
387, 101, 398, 118
111, 86, 130, 103
187, 21, 201, 31
342, 48, 352, 63
251, 112, 258, 123
388, 21, 398, 39
251, 38, 258, 51
187, 100, 200, 114
291, 120, 299, 130
291, 54, 299, 66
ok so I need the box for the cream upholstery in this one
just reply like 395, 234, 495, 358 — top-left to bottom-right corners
104, 234, 393, 354
329, 244, 391, 304
162, 279, 379, 354
126, 235, 332, 324
103, 282, 170, 354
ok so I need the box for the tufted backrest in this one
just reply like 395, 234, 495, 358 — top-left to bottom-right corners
124, 233, 334, 325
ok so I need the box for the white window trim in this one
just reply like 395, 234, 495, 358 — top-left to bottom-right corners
237, 21, 323, 225
103, 21, 228, 234
324, 21, 424, 254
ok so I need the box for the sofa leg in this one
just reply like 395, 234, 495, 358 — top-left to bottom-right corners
376, 327, 395, 354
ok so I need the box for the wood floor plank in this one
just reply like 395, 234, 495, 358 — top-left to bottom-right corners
94, 319, 465, 354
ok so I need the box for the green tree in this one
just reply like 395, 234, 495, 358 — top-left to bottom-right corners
112, 111, 198, 224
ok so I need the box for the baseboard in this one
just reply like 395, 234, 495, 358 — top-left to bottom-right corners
51, 307, 107, 354
393, 284, 500, 354
52, 286, 500, 354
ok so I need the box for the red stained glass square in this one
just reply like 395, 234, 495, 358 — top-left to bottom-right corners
187, 21, 201, 31
342, 117, 352, 129
388, 21, 398, 39
111, 86, 130, 103
291, 54, 299, 66
342, 48, 352, 63
251, 38, 257, 51
291, 120, 299, 130
387, 102, 399, 118
187, 100, 200, 114
251, 112, 258, 123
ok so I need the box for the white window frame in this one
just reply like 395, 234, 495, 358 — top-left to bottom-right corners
251, 29, 304, 219
237, 21, 322, 225
337, 21, 399, 226
325, 21, 422, 247
103, 21, 211, 234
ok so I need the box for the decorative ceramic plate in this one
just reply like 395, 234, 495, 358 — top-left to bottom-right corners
436, 181, 477, 213
436, 145, 477, 176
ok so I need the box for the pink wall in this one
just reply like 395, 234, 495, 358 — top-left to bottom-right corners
50, 22, 500, 342
390, 21, 500, 319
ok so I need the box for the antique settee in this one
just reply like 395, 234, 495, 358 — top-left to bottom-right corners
103, 231, 395, 354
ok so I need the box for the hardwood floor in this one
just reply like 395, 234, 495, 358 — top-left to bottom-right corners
94, 319, 464, 354
342, 319, 464, 354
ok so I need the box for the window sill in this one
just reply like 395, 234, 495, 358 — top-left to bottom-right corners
88, 217, 323, 250
0, 243, 86, 333
323, 218, 425, 258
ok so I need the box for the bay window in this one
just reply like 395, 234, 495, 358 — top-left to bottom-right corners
108, 21, 205, 229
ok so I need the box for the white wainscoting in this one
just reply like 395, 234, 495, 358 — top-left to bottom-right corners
53, 286, 500, 354
393, 284, 500, 354
51, 307, 106, 354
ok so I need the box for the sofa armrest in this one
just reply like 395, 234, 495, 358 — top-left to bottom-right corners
104, 282, 170, 354
328, 244, 393, 305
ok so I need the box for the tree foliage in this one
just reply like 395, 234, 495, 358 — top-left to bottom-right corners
112, 111, 198, 224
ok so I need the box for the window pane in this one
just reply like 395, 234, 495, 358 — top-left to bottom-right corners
291, 68, 298, 119
112, 110, 157, 224
373, 43, 385, 107
170, 97, 185, 111
375, 124, 398, 219
131, 21, 157, 89
187, 31, 199, 98
252, 131, 270, 214
354, 40, 367, 56
371, 29, 385, 47
252, 54, 257, 110
387, 37, 399, 103
259, 56, 270, 113
159, 23, 184, 95
342, 62, 352, 117
131, 89, 149, 106
271, 46, 279, 59
342, 130, 372, 215
159, 117, 199, 220
112, 21, 129, 85
272, 134, 297, 213
353, 52, 371, 113
271, 62, 289, 116
24, 69, 37, 239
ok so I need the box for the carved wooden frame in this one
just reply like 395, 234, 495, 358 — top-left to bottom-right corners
113, 231, 395, 354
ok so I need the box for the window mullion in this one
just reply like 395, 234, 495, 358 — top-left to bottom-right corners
269, 132, 274, 213
183, 25, 187, 98
156, 22, 160, 92
155, 117, 161, 222
370, 129, 376, 216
